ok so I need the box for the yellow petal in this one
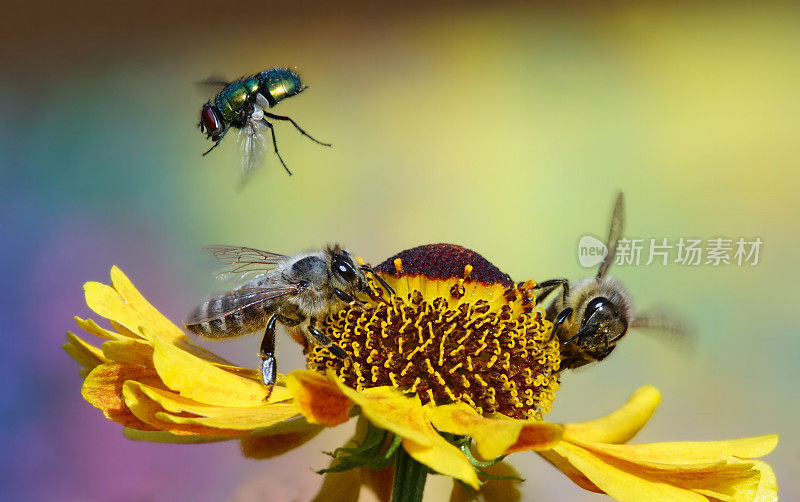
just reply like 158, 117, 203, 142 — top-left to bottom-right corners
553, 442, 707, 502
101, 339, 153, 366
121, 380, 243, 436
240, 418, 325, 459
327, 376, 479, 489
64, 332, 107, 371
426, 402, 562, 459
75, 316, 137, 341
563, 386, 661, 444
151, 339, 270, 406
124, 428, 231, 443
537, 448, 603, 493
403, 437, 480, 490
752, 460, 778, 502
286, 370, 354, 426
573, 435, 778, 466
108, 266, 186, 344
331, 380, 433, 446
81, 363, 162, 431
124, 381, 300, 430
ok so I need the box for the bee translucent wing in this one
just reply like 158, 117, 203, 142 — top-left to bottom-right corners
597, 192, 625, 279
238, 112, 270, 182
205, 245, 287, 280
185, 286, 299, 325
631, 311, 695, 352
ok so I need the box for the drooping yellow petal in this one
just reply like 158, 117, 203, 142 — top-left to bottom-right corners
332, 380, 433, 447
751, 460, 778, 502
286, 370, 354, 426
573, 435, 778, 466
403, 437, 480, 490
81, 363, 162, 431
553, 442, 707, 502
239, 418, 325, 459
426, 402, 562, 459
328, 376, 479, 489
563, 386, 661, 444
64, 332, 107, 371
548, 437, 778, 502
151, 339, 270, 407
537, 448, 603, 494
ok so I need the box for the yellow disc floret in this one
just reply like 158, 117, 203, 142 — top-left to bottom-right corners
308, 244, 560, 420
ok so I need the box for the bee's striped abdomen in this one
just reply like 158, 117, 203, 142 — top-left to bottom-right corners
185, 295, 271, 339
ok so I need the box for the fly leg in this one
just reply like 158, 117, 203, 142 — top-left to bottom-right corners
306, 317, 348, 359
258, 119, 292, 175
263, 112, 331, 147
260, 315, 278, 392
202, 129, 228, 156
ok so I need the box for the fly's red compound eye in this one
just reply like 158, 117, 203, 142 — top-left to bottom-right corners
200, 104, 224, 138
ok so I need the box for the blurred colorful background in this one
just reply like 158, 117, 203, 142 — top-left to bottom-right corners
2, 1, 798, 500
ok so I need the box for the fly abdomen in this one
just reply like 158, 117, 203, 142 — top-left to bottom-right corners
185, 296, 272, 339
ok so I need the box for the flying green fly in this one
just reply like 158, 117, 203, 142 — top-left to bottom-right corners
199, 68, 330, 178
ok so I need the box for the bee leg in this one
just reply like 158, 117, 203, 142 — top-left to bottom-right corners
307, 318, 349, 359
548, 307, 574, 343
360, 265, 396, 297
535, 278, 570, 305
263, 112, 332, 147
333, 288, 369, 310
258, 119, 293, 176
259, 315, 278, 390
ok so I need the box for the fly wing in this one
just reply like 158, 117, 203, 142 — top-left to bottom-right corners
205, 245, 288, 281
184, 285, 298, 326
238, 112, 269, 183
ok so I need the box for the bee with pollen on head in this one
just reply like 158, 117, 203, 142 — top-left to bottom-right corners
532, 192, 687, 370
184, 245, 394, 394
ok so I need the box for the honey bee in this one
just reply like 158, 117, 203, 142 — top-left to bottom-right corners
534, 193, 685, 370
185, 245, 394, 389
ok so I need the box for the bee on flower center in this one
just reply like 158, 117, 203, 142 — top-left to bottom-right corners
534, 193, 686, 370
198, 67, 330, 181
185, 245, 393, 393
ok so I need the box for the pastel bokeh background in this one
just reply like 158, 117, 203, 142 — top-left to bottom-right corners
2, 1, 798, 500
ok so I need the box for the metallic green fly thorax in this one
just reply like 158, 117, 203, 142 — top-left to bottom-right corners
215, 81, 253, 122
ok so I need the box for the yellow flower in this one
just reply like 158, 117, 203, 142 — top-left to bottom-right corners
65, 244, 778, 501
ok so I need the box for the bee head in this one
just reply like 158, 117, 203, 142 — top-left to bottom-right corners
327, 246, 368, 293
565, 277, 633, 360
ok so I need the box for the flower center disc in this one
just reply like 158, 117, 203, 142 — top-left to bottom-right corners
308, 244, 561, 420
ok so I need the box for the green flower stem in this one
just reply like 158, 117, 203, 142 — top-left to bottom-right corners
391, 447, 428, 502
